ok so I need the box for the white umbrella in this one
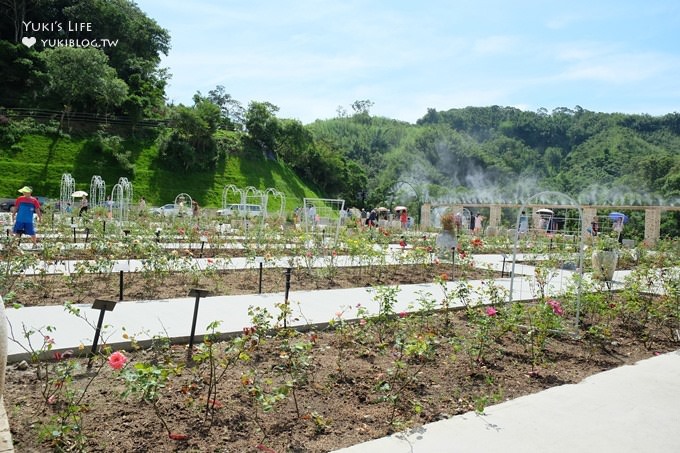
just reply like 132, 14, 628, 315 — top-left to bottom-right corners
72, 190, 88, 198
535, 208, 553, 215
394, 206, 408, 212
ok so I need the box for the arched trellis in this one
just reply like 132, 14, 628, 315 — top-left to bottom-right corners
242, 186, 265, 206
174, 193, 193, 217
222, 184, 243, 210
60, 173, 75, 214
264, 188, 286, 219
508, 191, 585, 330
111, 177, 133, 222
242, 186, 266, 223
303, 198, 345, 245
457, 208, 472, 232
90, 175, 106, 208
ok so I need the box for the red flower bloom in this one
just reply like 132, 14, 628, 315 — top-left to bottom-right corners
485, 306, 498, 317
169, 433, 189, 441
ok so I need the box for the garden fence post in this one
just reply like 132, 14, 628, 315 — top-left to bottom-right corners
88, 299, 117, 369
258, 261, 263, 294
283, 268, 292, 328
119, 270, 124, 301
187, 288, 210, 362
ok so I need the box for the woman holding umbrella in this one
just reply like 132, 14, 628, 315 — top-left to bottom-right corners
609, 212, 628, 244
613, 217, 624, 243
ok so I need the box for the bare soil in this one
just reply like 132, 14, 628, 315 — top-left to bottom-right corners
6, 263, 493, 308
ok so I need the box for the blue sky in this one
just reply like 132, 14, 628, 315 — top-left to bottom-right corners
137, 0, 680, 124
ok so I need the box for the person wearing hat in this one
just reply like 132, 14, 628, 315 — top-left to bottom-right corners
12, 186, 42, 246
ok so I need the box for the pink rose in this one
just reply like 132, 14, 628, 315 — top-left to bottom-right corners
485, 306, 498, 317
108, 351, 128, 370
547, 299, 564, 316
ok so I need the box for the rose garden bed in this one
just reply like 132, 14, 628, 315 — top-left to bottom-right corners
2, 225, 679, 452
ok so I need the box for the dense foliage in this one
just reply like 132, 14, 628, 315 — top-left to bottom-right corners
0, 0, 170, 119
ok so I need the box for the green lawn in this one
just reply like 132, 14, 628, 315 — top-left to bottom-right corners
0, 133, 321, 209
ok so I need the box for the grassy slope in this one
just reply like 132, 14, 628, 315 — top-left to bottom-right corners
0, 133, 321, 209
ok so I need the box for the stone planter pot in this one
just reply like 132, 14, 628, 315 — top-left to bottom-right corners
436, 231, 458, 256
592, 250, 618, 281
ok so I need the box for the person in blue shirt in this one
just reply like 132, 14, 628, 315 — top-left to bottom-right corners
12, 186, 42, 246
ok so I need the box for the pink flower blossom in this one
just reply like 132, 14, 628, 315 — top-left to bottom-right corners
359, 319, 367, 326
547, 299, 564, 316
398, 311, 408, 318
108, 351, 128, 370
335, 311, 343, 318
485, 306, 498, 317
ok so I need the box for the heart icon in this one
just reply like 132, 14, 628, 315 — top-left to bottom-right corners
22, 36, 36, 48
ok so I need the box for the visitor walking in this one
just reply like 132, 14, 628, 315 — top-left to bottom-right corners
613, 217, 624, 243
12, 186, 42, 246
400, 209, 408, 229
78, 195, 89, 217
474, 213, 484, 235
105, 195, 113, 219
591, 216, 599, 237
519, 210, 529, 233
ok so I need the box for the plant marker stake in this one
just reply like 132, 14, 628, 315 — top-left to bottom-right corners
87, 299, 117, 369
119, 271, 124, 301
258, 262, 263, 294
85, 227, 90, 244
200, 240, 205, 258
501, 253, 507, 278
72, 226, 77, 244
451, 246, 455, 278
283, 268, 292, 328
187, 288, 210, 362
102, 220, 106, 234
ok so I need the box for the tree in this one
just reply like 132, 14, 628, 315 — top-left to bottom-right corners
206, 85, 245, 130
0, 0, 28, 42
0, 0, 169, 117
0, 41, 47, 107
245, 101, 280, 157
41, 46, 128, 115
158, 100, 222, 171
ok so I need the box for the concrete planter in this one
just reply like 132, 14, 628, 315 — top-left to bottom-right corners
592, 250, 618, 281
436, 231, 458, 256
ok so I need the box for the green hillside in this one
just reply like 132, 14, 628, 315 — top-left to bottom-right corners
0, 132, 321, 209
